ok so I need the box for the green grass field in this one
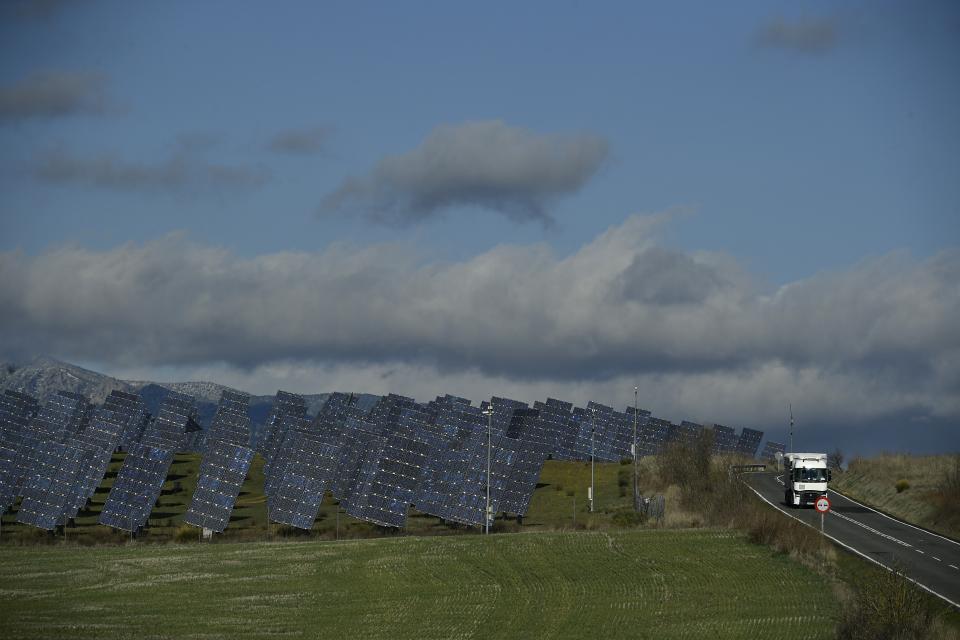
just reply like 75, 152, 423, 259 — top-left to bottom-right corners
832, 453, 960, 540
0, 529, 838, 639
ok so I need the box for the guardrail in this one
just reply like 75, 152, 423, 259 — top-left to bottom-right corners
729, 463, 767, 474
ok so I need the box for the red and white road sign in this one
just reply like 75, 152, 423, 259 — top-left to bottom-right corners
815, 496, 831, 513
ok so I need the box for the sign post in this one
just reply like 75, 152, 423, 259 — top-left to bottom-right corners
815, 496, 831, 532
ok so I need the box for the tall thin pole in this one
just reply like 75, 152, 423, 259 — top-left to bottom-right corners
590, 408, 596, 513
484, 404, 494, 534
789, 404, 794, 453
633, 386, 639, 512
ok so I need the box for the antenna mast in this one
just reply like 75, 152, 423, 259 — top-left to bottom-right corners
789, 404, 794, 453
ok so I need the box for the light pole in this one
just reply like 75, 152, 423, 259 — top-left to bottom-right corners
589, 407, 596, 513
633, 386, 639, 512
482, 404, 494, 534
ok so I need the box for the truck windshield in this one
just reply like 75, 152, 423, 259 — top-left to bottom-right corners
794, 468, 828, 482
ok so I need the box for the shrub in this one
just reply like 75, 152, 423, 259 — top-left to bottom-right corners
835, 566, 939, 639
611, 509, 647, 528
895, 479, 910, 493
173, 524, 196, 543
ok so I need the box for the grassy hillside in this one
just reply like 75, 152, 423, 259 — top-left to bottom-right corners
0, 529, 838, 640
832, 454, 960, 540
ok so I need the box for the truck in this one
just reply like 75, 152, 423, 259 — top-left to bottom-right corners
782, 452, 831, 507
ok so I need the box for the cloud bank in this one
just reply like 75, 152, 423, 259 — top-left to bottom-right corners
1, 214, 956, 431
0, 70, 110, 121
322, 120, 609, 226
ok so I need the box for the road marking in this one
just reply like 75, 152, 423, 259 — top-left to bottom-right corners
744, 478, 960, 610
916, 549, 924, 554
950, 565, 958, 570
830, 487, 960, 548
830, 510, 912, 548
932, 556, 941, 562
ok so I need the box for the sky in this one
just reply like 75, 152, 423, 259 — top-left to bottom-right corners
0, 0, 958, 456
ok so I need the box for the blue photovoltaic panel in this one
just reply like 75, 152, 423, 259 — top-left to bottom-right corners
440, 407, 547, 527
712, 424, 738, 454
183, 440, 254, 533
256, 390, 306, 458
9, 391, 92, 510
638, 417, 671, 456
99, 443, 174, 532
17, 441, 93, 530
0, 390, 39, 513
100, 390, 150, 448
139, 390, 199, 452
760, 441, 786, 461
534, 398, 575, 460
345, 401, 435, 527
206, 389, 251, 447
736, 428, 764, 458
625, 406, 652, 457
263, 413, 313, 497
268, 432, 330, 530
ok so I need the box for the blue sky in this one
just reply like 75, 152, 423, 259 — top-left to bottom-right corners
1, 1, 958, 455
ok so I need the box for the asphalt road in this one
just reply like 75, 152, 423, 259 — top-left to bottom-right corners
744, 471, 960, 608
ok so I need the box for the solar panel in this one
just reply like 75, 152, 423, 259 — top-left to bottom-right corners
206, 390, 251, 447
63, 405, 130, 519
638, 417, 671, 456
760, 440, 785, 461
736, 428, 764, 458
712, 424, 738, 454
263, 413, 312, 497
440, 406, 547, 527
182, 440, 254, 533
345, 401, 435, 527
7, 391, 92, 510
415, 397, 486, 519
101, 390, 151, 448
256, 390, 306, 466
16, 441, 94, 530
139, 390, 199, 452
625, 406, 652, 457
99, 443, 174, 532
267, 432, 330, 530
0, 390, 39, 513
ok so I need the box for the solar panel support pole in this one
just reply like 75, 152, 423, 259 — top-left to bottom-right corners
633, 386, 639, 512
589, 408, 595, 513
482, 404, 494, 534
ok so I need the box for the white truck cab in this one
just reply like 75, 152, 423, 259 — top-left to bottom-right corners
783, 452, 831, 507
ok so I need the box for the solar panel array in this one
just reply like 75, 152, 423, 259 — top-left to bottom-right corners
2, 380, 771, 535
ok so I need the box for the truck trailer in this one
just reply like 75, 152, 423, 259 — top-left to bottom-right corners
783, 452, 831, 507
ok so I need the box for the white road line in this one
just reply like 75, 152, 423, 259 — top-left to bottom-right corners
830, 509, 912, 548
744, 480, 960, 610
916, 549, 925, 554
950, 565, 959, 570
933, 557, 942, 562
830, 487, 960, 548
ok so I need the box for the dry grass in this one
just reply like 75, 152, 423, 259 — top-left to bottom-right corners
832, 454, 960, 540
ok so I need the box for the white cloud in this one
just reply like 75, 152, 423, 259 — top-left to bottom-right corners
1, 213, 956, 432
321, 120, 609, 226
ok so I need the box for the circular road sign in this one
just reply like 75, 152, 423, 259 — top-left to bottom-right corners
815, 496, 831, 513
